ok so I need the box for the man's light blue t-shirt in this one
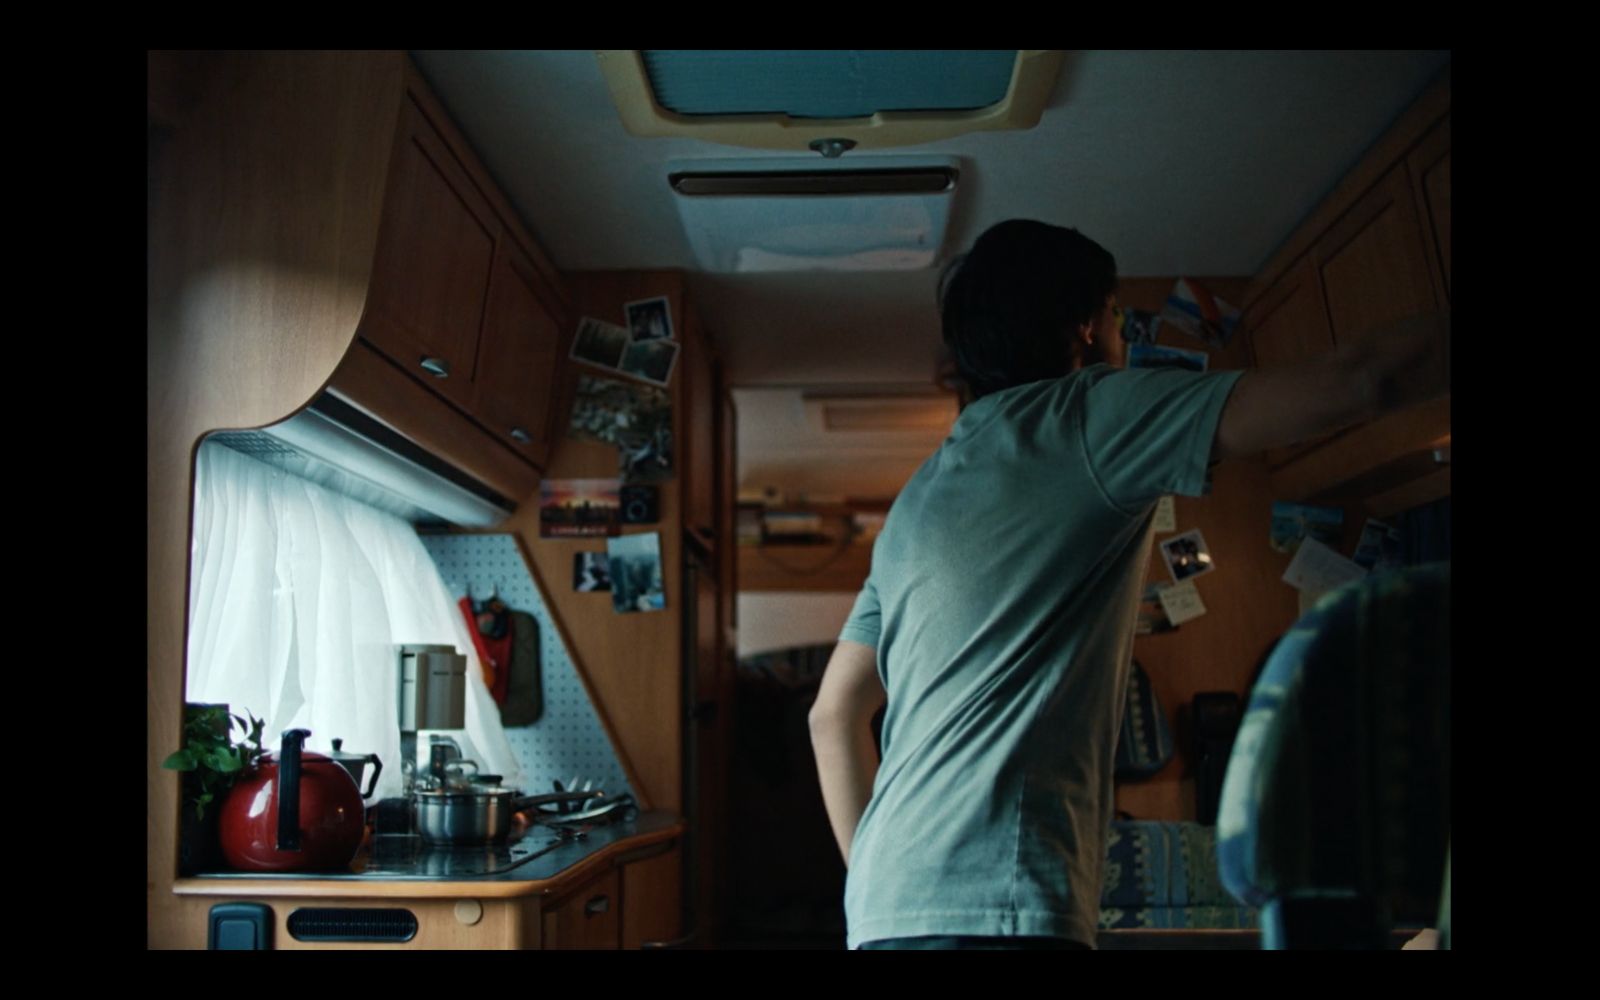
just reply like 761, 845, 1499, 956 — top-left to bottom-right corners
839, 364, 1244, 948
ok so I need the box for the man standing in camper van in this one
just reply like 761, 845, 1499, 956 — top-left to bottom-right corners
807, 219, 1447, 949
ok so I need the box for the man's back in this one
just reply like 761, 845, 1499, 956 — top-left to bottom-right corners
839, 364, 1243, 948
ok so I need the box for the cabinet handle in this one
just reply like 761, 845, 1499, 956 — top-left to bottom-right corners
510, 427, 531, 444
584, 895, 610, 916
419, 357, 450, 378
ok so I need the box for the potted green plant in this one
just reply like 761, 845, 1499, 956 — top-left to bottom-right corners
163, 703, 268, 874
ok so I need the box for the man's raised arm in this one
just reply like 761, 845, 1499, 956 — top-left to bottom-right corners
1213, 311, 1450, 461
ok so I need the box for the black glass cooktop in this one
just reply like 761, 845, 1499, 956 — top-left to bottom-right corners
195, 831, 572, 881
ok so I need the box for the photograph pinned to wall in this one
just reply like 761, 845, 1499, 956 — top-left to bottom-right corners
1117, 307, 1164, 346
1157, 579, 1208, 626
1161, 278, 1241, 350
619, 336, 680, 387
573, 552, 611, 592
539, 479, 621, 538
1352, 518, 1405, 571
1128, 342, 1209, 373
1282, 537, 1366, 598
1136, 583, 1179, 635
624, 296, 674, 342
568, 374, 671, 447
1153, 496, 1177, 533
1160, 528, 1216, 583
1270, 501, 1344, 555
606, 532, 666, 613
570, 317, 633, 372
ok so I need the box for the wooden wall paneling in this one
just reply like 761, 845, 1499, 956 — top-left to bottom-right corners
684, 303, 718, 542
507, 271, 688, 814
1110, 278, 1305, 822
148, 50, 408, 948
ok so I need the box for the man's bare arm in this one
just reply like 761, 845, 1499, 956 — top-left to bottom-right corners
1214, 311, 1450, 461
808, 639, 887, 866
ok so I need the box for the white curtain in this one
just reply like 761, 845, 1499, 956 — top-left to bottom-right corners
185, 440, 521, 801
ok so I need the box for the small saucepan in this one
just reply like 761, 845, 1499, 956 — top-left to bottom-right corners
413, 777, 603, 845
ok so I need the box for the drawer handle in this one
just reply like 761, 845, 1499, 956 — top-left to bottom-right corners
510, 427, 531, 444
419, 357, 450, 378
584, 895, 610, 916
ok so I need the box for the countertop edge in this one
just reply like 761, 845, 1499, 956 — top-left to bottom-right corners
172, 820, 684, 901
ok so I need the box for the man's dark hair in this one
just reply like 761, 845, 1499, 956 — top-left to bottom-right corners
938, 220, 1118, 399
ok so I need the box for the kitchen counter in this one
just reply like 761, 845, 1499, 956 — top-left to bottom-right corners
173, 809, 683, 900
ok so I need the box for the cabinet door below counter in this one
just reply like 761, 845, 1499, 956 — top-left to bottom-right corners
542, 868, 621, 950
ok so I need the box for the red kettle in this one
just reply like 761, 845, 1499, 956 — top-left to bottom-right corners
218, 728, 366, 872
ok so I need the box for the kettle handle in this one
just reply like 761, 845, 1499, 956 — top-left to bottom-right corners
277, 729, 310, 852
361, 753, 384, 799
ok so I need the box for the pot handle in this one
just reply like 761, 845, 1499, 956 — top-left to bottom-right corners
277, 728, 310, 852
361, 753, 384, 799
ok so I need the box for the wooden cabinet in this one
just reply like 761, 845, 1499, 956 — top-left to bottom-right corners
351, 66, 571, 477
1243, 72, 1451, 514
475, 238, 566, 469
541, 868, 622, 950
365, 96, 500, 410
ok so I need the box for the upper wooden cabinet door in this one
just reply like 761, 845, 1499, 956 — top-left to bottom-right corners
474, 237, 564, 469
1315, 164, 1440, 353
1245, 255, 1337, 468
363, 97, 500, 409
1408, 115, 1451, 303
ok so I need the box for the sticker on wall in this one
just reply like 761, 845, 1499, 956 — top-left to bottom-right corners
540, 479, 621, 538
1153, 496, 1177, 533
1270, 501, 1344, 555
624, 296, 674, 343
1136, 582, 1179, 635
574, 552, 611, 592
606, 532, 666, 613
1117, 307, 1164, 346
1352, 518, 1404, 571
1161, 278, 1240, 350
1157, 579, 1208, 626
1160, 528, 1216, 584
1128, 342, 1209, 373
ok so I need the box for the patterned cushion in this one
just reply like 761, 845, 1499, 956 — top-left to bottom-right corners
1099, 821, 1258, 929
1216, 563, 1450, 933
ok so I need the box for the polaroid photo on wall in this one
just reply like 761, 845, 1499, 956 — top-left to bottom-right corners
1352, 518, 1404, 571
570, 317, 631, 371
624, 296, 674, 343
1160, 528, 1216, 584
539, 479, 621, 538
619, 336, 680, 387
1270, 501, 1344, 555
1128, 342, 1209, 373
573, 552, 611, 592
1136, 583, 1179, 635
606, 532, 666, 613
1157, 579, 1208, 626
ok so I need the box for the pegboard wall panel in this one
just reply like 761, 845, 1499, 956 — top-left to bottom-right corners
420, 533, 635, 800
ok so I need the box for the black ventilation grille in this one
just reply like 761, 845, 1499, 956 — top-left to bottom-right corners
287, 907, 419, 943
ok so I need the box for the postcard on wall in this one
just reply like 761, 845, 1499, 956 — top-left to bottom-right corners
1161, 278, 1241, 350
539, 479, 621, 538
1118, 307, 1164, 347
1160, 528, 1216, 584
573, 552, 611, 592
1128, 342, 1209, 373
1352, 518, 1404, 571
624, 296, 674, 343
618, 336, 680, 387
1136, 583, 1179, 635
1153, 496, 1177, 533
606, 532, 666, 613
1282, 537, 1367, 597
1157, 578, 1208, 626
570, 317, 632, 371
1270, 502, 1344, 555
568, 375, 670, 446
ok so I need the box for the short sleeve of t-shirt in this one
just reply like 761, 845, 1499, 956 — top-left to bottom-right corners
839, 576, 882, 649
1080, 366, 1244, 511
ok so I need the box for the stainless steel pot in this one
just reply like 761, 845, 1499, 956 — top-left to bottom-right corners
413, 780, 603, 845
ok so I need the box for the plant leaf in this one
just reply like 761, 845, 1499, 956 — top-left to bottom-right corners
210, 750, 243, 773
162, 749, 197, 771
